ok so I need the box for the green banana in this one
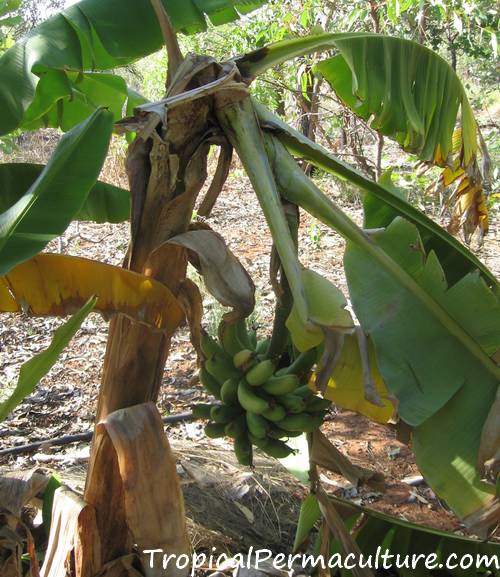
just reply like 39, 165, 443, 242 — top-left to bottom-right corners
246, 359, 275, 386
268, 426, 303, 439
276, 348, 317, 378
225, 416, 247, 439
294, 384, 315, 399
262, 374, 300, 396
235, 318, 253, 350
199, 367, 222, 399
246, 411, 269, 439
261, 438, 295, 459
262, 404, 287, 422
220, 378, 240, 405
238, 380, 270, 414
211, 405, 242, 424
277, 412, 324, 433
233, 349, 256, 371
200, 330, 230, 361
305, 396, 332, 412
234, 435, 253, 466
205, 355, 240, 383
204, 422, 226, 439
219, 321, 247, 356
192, 403, 216, 419
277, 394, 306, 414
249, 433, 269, 449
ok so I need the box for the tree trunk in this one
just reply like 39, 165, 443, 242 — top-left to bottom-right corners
83, 60, 219, 570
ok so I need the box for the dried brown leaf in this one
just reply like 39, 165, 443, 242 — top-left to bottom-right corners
168, 229, 255, 317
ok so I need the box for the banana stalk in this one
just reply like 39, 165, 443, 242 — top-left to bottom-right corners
215, 95, 309, 327
267, 201, 299, 359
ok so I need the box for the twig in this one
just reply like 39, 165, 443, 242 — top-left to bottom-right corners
0, 412, 194, 457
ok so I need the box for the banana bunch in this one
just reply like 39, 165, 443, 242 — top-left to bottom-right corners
197, 321, 331, 466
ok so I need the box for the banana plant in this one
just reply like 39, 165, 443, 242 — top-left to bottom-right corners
0, 0, 498, 574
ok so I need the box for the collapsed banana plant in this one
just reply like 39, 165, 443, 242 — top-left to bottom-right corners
0, 0, 499, 572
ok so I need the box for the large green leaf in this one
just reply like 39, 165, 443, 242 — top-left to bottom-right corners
0, 163, 130, 224
343, 217, 499, 423
238, 33, 477, 165
0, 297, 96, 421
0, 0, 266, 134
344, 218, 498, 527
256, 103, 496, 288
0, 108, 113, 275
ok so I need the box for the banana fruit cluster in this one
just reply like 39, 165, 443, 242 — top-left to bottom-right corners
195, 321, 330, 466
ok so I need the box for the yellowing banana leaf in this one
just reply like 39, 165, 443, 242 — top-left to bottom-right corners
0, 297, 96, 421
0, 108, 113, 275
0, 163, 130, 224
286, 268, 353, 352
0, 253, 184, 333
317, 334, 396, 424
0, 0, 266, 134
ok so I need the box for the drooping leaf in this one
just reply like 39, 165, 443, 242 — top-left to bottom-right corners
319, 333, 396, 424
168, 228, 255, 318
258, 103, 496, 287
315, 41, 485, 238
240, 32, 475, 163
0, 163, 130, 224
0, 297, 96, 421
0, 253, 185, 333
0, 108, 113, 275
0, 0, 266, 134
344, 218, 499, 528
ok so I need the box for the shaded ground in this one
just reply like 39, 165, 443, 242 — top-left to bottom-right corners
0, 138, 499, 546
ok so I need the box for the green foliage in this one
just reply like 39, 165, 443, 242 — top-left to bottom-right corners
0, 108, 113, 275
0, 162, 130, 223
0, 297, 96, 421
0, 0, 267, 134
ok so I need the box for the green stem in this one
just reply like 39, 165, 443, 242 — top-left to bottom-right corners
267, 202, 299, 359
215, 96, 309, 325
265, 134, 500, 381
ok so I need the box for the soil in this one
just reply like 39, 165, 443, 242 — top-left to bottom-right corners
0, 133, 499, 549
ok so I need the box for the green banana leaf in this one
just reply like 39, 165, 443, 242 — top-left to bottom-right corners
0, 0, 266, 134
0, 297, 96, 421
0, 163, 130, 224
294, 492, 499, 577
344, 218, 498, 528
256, 103, 496, 288
238, 33, 477, 166
0, 108, 113, 275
